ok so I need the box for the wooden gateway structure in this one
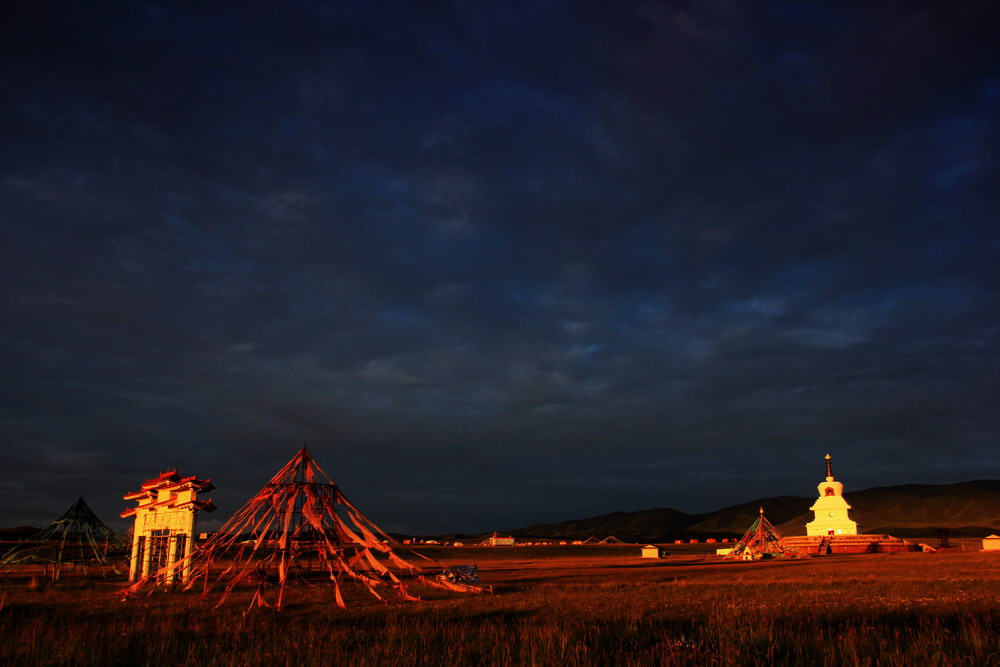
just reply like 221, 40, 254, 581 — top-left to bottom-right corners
122, 470, 216, 584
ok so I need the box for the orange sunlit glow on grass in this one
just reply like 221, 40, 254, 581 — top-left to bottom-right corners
2, 544, 999, 664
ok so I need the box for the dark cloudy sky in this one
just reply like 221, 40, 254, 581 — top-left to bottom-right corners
2, 1, 998, 534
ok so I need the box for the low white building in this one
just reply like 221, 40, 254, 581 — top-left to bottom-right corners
641, 544, 666, 558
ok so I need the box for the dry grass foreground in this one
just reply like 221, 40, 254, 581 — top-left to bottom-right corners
2, 545, 999, 665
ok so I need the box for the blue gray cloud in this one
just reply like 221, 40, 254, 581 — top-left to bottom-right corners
2, 1, 998, 533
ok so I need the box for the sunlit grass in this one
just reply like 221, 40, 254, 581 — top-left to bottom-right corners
2, 550, 999, 665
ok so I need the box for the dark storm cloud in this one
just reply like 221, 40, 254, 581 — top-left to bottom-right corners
1, 1, 998, 533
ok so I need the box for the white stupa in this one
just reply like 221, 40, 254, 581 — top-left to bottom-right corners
805, 454, 858, 536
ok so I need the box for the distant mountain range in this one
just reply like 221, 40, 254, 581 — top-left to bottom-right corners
504, 480, 1000, 542
6, 480, 998, 545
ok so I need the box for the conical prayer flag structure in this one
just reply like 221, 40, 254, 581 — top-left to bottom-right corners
128, 446, 484, 609
724, 507, 808, 561
0, 497, 129, 579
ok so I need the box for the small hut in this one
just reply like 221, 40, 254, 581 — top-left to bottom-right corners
982, 535, 1000, 551
641, 544, 666, 558
479, 533, 515, 546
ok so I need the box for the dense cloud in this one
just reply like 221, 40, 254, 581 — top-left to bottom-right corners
2, 1, 998, 533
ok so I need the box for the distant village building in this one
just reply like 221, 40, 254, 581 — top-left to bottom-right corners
121, 470, 215, 584
983, 535, 1000, 551
641, 544, 667, 558
805, 454, 859, 536
485, 532, 515, 547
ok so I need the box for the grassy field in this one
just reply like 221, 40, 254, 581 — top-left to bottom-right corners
2, 547, 999, 665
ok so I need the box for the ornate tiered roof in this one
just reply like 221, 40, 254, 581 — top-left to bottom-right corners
120, 471, 216, 518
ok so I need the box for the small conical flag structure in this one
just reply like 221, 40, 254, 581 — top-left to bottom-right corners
0, 497, 129, 579
725, 507, 808, 561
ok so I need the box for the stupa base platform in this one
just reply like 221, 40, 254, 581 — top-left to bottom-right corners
784, 534, 919, 555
